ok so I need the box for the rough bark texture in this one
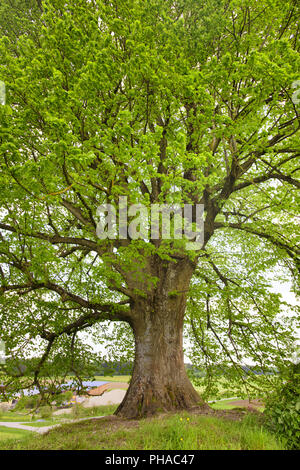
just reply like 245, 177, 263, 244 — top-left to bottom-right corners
116, 259, 207, 418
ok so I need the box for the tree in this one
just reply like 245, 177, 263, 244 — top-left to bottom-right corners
0, 0, 299, 418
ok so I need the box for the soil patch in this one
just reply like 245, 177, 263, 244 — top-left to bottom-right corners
83, 390, 126, 407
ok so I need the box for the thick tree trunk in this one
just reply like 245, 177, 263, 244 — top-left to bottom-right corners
116, 261, 207, 418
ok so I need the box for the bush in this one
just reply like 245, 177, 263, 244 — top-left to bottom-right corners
264, 365, 300, 450
71, 403, 86, 418
39, 405, 52, 419
53, 391, 73, 407
14, 395, 39, 411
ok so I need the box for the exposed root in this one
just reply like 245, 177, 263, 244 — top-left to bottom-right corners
115, 382, 209, 419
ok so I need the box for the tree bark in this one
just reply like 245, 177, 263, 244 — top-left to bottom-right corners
116, 261, 207, 418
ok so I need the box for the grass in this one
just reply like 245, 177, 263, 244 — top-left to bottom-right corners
0, 412, 34, 422
210, 399, 242, 410
55, 404, 118, 420
193, 376, 249, 400
0, 426, 32, 442
0, 404, 120, 445
94, 375, 130, 383
0, 403, 118, 444
1, 403, 117, 423
0, 375, 274, 449
210, 399, 265, 412
0, 411, 283, 450
192, 375, 272, 402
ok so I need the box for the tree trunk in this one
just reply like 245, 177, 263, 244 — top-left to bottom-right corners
116, 261, 207, 418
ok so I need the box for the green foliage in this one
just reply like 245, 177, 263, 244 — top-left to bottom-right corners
14, 395, 39, 411
71, 403, 86, 419
53, 391, 73, 406
0, 0, 299, 406
264, 364, 300, 450
39, 405, 52, 419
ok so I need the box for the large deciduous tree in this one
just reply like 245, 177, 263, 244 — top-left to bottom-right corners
0, 0, 299, 418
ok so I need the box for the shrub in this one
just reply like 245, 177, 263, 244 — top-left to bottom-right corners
14, 395, 39, 411
71, 403, 86, 418
264, 365, 300, 450
39, 405, 52, 419
53, 391, 73, 407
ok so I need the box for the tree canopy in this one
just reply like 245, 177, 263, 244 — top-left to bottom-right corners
0, 0, 299, 416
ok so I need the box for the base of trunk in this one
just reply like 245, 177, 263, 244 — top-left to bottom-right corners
115, 372, 208, 419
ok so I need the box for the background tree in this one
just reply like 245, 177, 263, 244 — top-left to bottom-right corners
0, 0, 299, 418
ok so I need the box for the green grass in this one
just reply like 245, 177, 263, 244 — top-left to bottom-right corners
210, 399, 244, 410
0, 404, 118, 430
2, 404, 117, 423
0, 376, 273, 450
23, 421, 55, 427
94, 375, 130, 383
53, 404, 118, 420
0, 412, 34, 422
0, 411, 283, 450
192, 375, 271, 402
193, 376, 248, 401
210, 399, 265, 412
0, 426, 33, 442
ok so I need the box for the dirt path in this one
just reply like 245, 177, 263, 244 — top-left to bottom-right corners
0, 421, 55, 434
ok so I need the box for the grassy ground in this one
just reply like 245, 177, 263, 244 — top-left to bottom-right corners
210, 399, 242, 410
0, 404, 117, 426
0, 410, 283, 450
94, 375, 130, 383
0, 376, 274, 449
0, 404, 119, 444
210, 399, 265, 412
0, 412, 34, 422
193, 376, 252, 400
0, 426, 32, 442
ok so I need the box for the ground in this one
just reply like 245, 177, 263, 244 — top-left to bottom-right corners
87, 382, 128, 396
0, 377, 279, 450
0, 407, 281, 450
